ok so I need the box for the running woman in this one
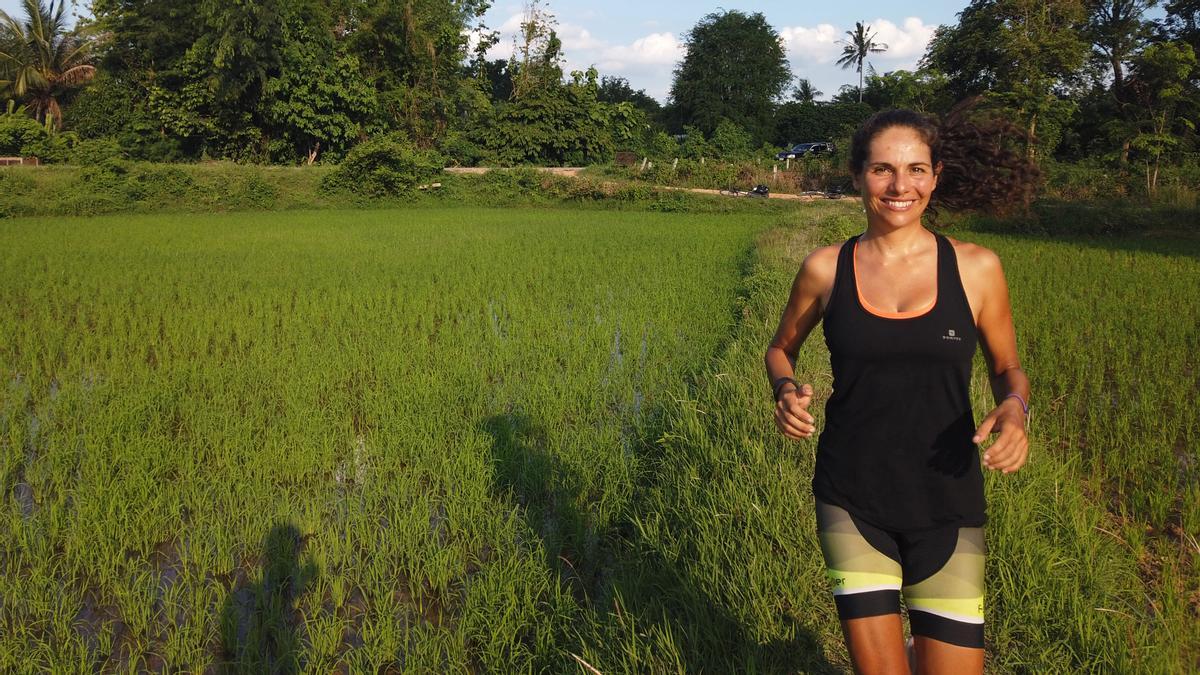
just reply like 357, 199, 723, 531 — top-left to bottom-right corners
765, 108, 1035, 674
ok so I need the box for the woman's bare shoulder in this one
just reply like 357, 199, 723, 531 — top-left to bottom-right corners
947, 237, 1004, 279
799, 244, 842, 284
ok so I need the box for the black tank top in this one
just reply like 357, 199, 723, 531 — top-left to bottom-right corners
813, 233, 985, 532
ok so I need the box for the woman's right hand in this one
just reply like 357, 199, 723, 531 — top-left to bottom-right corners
775, 383, 817, 439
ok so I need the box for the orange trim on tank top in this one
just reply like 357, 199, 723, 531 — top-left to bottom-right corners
852, 240, 937, 319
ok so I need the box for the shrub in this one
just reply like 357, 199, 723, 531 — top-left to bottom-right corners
645, 131, 678, 160
22, 132, 78, 163
0, 113, 45, 155
126, 165, 196, 201
437, 130, 486, 167
321, 134, 444, 198
709, 119, 754, 160
79, 159, 131, 195
70, 137, 126, 165
676, 158, 737, 189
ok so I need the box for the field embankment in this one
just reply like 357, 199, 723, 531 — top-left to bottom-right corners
1, 162, 808, 219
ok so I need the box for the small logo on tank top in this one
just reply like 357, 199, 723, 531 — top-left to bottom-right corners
942, 328, 962, 342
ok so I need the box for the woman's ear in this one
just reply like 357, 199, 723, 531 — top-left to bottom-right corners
931, 161, 943, 189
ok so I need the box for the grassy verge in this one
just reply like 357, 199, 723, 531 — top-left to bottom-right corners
0, 162, 805, 219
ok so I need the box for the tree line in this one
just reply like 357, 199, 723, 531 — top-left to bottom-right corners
1, 0, 1198, 188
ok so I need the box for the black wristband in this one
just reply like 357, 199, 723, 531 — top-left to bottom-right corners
772, 377, 800, 402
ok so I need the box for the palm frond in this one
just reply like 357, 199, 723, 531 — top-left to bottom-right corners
57, 63, 93, 86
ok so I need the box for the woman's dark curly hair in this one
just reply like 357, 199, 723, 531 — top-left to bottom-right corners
848, 101, 1040, 220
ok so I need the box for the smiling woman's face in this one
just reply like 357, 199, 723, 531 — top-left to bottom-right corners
853, 125, 940, 232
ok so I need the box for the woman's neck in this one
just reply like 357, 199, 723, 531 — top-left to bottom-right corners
859, 222, 934, 258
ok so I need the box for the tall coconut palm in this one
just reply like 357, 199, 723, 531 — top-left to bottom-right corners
0, 0, 95, 129
836, 21, 887, 103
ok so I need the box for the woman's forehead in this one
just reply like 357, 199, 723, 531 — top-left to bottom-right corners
867, 126, 932, 164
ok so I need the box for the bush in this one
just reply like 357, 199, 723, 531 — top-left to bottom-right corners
710, 119, 754, 160
70, 137, 126, 165
79, 159, 131, 195
126, 165, 196, 201
437, 131, 486, 167
675, 158, 737, 189
321, 134, 444, 198
645, 131, 679, 160
22, 132, 78, 163
0, 113, 45, 155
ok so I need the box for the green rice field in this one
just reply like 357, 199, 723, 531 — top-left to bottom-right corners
1, 205, 1197, 672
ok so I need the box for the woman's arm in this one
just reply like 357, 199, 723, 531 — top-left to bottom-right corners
963, 245, 1030, 474
765, 246, 838, 440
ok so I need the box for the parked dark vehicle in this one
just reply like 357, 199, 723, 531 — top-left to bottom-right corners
775, 141, 836, 160
720, 184, 771, 198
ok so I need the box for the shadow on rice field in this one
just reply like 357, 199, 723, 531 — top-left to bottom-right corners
483, 411, 838, 674
218, 524, 317, 673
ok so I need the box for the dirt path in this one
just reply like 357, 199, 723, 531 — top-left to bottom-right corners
443, 167, 853, 202
445, 166, 585, 177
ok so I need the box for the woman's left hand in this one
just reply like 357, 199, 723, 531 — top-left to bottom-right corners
972, 398, 1028, 474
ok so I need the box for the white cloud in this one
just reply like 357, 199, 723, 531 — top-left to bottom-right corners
598, 32, 683, 70
867, 17, 937, 62
481, 16, 682, 99
779, 17, 935, 68
779, 23, 841, 65
557, 22, 606, 52
778, 17, 937, 98
484, 14, 607, 62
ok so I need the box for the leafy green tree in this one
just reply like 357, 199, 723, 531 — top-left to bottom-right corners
262, 29, 377, 163
924, 0, 1090, 157
668, 10, 791, 141
90, 0, 490, 161
836, 21, 888, 103
644, 130, 678, 159
597, 76, 661, 118
482, 67, 638, 165
1164, 0, 1200, 53
0, 0, 95, 128
830, 84, 863, 104
773, 101, 872, 145
1069, 1, 1160, 163
343, 0, 491, 142
508, 0, 563, 101
1086, 0, 1159, 93
861, 69, 950, 112
1127, 40, 1197, 192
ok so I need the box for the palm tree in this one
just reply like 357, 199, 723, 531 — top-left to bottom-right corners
0, 0, 95, 129
836, 21, 887, 103
792, 77, 822, 104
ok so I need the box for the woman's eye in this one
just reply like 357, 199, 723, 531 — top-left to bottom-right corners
911, 167, 925, 174
872, 166, 891, 175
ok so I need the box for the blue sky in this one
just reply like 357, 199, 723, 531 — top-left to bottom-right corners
478, 1, 972, 101
2, 0, 973, 102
